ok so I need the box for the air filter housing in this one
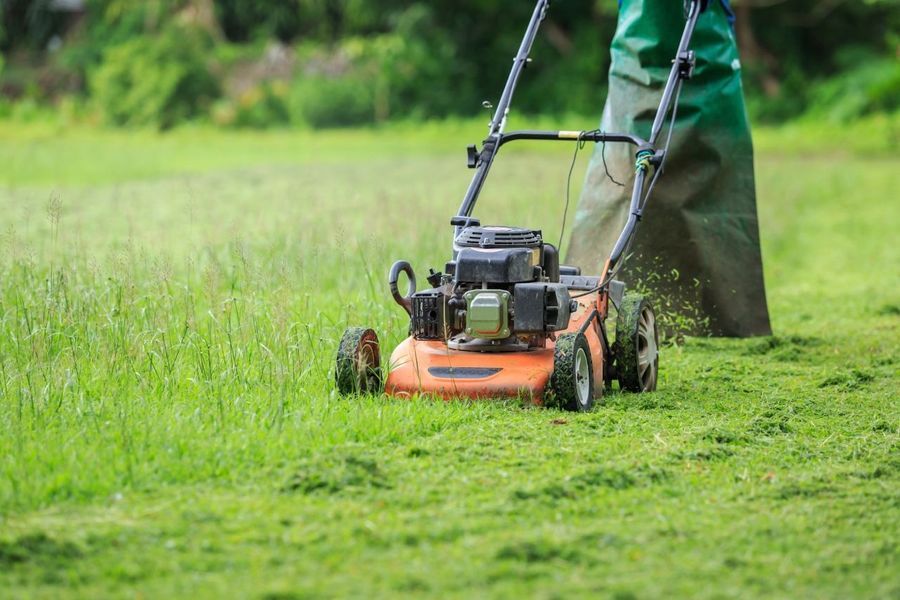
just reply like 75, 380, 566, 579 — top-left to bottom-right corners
455, 226, 542, 249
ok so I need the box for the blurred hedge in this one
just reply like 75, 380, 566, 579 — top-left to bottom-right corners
90, 26, 219, 128
0, 0, 898, 129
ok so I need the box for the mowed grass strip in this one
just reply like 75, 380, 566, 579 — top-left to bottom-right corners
0, 120, 897, 598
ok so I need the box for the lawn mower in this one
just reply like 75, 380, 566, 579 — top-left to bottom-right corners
336, 0, 710, 410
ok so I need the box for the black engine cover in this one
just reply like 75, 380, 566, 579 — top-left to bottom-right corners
455, 247, 534, 284
513, 282, 572, 333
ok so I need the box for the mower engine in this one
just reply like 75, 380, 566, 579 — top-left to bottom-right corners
405, 226, 575, 352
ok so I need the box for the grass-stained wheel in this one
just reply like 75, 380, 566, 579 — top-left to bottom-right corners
614, 293, 659, 392
547, 332, 594, 412
335, 327, 382, 395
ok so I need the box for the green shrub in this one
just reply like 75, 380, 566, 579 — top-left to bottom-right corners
287, 9, 456, 128
214, 82, 291, 129
745, 66, 812, 124
89, 27, 219, 129
290, 76, 374, 129
807, 56, 900, 123
362, 8, 461, 120
749, 48, 900, 125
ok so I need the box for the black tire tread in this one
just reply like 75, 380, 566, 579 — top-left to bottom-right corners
547, 332, 594, 412
335, 327, 382, 395
613, 294, 657, 393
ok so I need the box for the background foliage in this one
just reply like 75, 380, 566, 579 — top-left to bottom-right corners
0, 0, 898, 127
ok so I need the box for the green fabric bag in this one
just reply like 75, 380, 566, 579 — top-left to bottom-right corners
566, 0, 771, 337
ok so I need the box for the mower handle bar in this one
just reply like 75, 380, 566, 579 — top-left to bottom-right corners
497, 130, 646, 148
453, 0, 706, 286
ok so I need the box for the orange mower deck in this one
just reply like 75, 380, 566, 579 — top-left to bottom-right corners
385, 294, 606, 403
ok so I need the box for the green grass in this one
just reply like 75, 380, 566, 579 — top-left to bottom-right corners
0, 116, 898, 598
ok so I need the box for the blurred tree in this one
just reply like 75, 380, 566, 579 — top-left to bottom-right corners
730, 0, 899, 120
0, 0, 68, 51
89, 20, 219, 128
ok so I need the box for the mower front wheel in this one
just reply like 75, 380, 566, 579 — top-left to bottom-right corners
335, 327, 382, 395
614, 294, 659, 392
547, 332, 594, 412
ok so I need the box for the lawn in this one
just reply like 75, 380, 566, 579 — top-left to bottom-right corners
0, 115, 898, 599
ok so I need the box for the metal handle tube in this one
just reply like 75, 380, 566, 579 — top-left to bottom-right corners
456, 150, 493, 226
649, 0, 701, 144
488, 0, 550, 137
608, 168, 646, 266
605, 0, 704, 277
455, 0, 550, 226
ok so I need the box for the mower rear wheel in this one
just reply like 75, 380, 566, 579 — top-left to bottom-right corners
548, 332, 594, 412
335, 327, 382, 395
614, 294, 659, 392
